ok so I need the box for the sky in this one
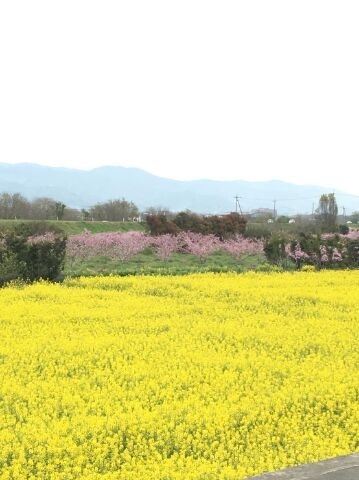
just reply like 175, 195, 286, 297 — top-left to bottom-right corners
0, 1, 358, 195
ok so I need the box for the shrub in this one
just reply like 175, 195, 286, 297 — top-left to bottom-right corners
263, 228, 359, 271
24, 232, 67, 281
145, 214, 179, 235
0, 222, 67, 284
301, 265, 316, 272
0, 248, 26, 286
263, 234, 289, 266
145, 211, 248, 239
344, 239, 359, 268
338, 224, 349, 235
207, 212, 247, 239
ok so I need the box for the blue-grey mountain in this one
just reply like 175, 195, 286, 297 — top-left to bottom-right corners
0, 163, 357, 215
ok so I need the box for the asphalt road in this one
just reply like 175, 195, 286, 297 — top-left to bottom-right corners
246, 453, 359, 480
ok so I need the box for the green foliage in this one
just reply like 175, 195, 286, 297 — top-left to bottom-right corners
11, 221, 64, 236
255, 263, 284, 273
0, 222, 67, 285
146, 211, 247, 239
244, 223, 273, 239
208, 212, 247, 239
276, 215, 290, 224
263, 234, 289, 266
145, 214, 179, 235
315, 193, 338, 232
64, 250, 267, 277
0, 249, 26, 286
344, 239, 359, 268
24, 236, 67, 282
348, 211, 359, 224
173, 211, 210, 234
263, 227, 359, 271
55, 202, 66, 220
0, 219, 145, 236
296, 232, 320, 258
338, 224, 349, 235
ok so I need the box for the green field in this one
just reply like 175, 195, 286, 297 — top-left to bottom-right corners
0, 219, 145, 235
64, 247, 270, 278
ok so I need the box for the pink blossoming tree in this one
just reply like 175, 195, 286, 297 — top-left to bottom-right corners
178, 232, 221, 262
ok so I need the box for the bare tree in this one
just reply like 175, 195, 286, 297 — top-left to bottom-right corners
0, 193, 31, 219
89, 198, 139, 221
30, 197, 57, 220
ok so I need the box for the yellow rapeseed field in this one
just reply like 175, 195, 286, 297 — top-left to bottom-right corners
0, 271, 358, 479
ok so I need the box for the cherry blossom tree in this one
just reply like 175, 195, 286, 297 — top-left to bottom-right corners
151, 234, 180, 261
66, 231, 150, 263
222, 235, 264, 260
179, 232, 221, 262
108, 232, 150, 262
287, 242, 310, 269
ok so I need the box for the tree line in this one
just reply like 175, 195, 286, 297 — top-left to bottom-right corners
145, 211, 247, 239
1, 191, 357, 231
0, 193, 248, 237
0, 193, 139, 222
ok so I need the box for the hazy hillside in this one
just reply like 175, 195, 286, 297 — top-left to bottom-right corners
0, 163, 357, 215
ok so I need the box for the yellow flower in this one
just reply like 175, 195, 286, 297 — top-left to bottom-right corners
0, 271, 358, 479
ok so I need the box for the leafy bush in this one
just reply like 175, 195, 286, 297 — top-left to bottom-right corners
344, 239, 359, 268
264, 229, 359, 270
263, 234, 290, 267
146, 211, 247, 238
0, 249, 26, 286
24, 233, 67, 281
338, 224, 349, 235
0, 222, 67, 285
145, 214, 179, 235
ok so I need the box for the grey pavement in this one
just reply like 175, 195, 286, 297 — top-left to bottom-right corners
245, 453, 359, 480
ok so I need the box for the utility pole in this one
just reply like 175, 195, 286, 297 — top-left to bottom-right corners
234, 195, 242, 214
273, 199, 276, 220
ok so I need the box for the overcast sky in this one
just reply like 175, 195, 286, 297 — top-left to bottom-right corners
1, 1, 358, 195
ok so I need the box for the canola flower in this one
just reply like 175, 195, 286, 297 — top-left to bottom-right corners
0, 271, 358, 479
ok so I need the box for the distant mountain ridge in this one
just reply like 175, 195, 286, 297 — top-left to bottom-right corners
0, 163, 357, 215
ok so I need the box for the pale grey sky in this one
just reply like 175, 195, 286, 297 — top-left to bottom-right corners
0, 1, 358, 194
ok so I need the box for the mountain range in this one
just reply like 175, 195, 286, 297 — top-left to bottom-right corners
0, 163, 357, 216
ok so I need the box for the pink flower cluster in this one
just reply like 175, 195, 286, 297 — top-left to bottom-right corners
286, 242, 344, 268
66, 231, 151, 263
319, 245, 342, 263
151, 234, 180, 261
287, 242, 309, 262
320, 245, 329, 263
321, 229, 359, 241
27, 232, 57, 245
345, 229, 359, 240
222, 234, 264, 259
178, 232, 221, 261
66, 231, 265, 263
